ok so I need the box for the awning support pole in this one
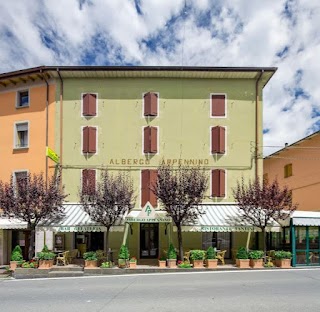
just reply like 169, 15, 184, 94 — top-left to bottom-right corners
246, 231, 251, 250
122, 223, 130, 246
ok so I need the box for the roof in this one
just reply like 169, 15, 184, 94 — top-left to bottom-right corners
0, 65, 277, 89
264, 130, 320, 159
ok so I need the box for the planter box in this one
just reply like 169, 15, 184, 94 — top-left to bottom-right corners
129, 261, 137, 269
38, 259, 54, 269
236, 259, 250, 268
249, 259, 264, 269
158, 260, 166, 268
206, 259, 218, 269
192, 259, 204, 269
275, 259, 291, 268
118, 259, 128, 268
10, 261, 20, 271
167, 259, 177, 268
85, 260, 98, 268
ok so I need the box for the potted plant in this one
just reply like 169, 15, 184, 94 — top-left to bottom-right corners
236, 247, 250, 268
190, 250, 206, 268
10, 245, 23, 271
100, 261, 112, 268
178, 261, 192, 268
274, 250, 292, 268
37, 245, 55, 269
83, 251, 98, 268
158, 256, 167, 268
248, 250, 264, 268
206, 246, 218, 268
167, 243, 177, 268
118, 245, 130, 268
129, 256, 137, 269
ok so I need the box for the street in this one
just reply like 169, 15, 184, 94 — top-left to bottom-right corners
1, 269, 320, 312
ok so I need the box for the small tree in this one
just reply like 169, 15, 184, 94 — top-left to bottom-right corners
0, 171, 67, 260
80, 170, 135, 260
152, 164, 208, 261
233, 178, 298, 256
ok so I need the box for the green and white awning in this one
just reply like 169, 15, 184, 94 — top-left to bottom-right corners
0, 217, 27, 230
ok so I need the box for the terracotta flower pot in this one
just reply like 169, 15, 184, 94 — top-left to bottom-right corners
249, 259, 264, 268
85, 260, 98, 268
129, 261, 137, 269
206, 259, 218, 268
167, 259, 177, 268
275, 259, 291, 268
10, 261, 20, 271
192, 259, 204, 268
236, 259, 250, 268
38, 259, 54, 269
158, 260, 166, 268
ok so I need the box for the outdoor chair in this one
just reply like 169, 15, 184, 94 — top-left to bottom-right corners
183, 251, 191, 263
67, 249, 78, 264
216, 250, 227, 265
56, 250, 69, 266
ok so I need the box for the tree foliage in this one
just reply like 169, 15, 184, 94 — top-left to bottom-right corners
152, 164, 208, 260
80, 170, 135, 259
0, 171, 67, 259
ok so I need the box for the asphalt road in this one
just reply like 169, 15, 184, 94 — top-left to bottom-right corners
1, 269, 320, 312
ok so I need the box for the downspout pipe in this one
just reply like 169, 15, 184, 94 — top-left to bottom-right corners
255, 70, 264, 182
57, 69, 64, 189
40, 70, 49, 187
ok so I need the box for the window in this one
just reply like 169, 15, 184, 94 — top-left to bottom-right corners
144, 92, 158, 116
82, 169, 96, 195
284, 164, 293, 178
211, 126, 225, 154
141, 169, 158, 207
14, 122, 29, 148
82, 126, 97, 154
13, 171, 28, 194
82, 93, 97, 116
211, 94, 226, 117
143, 126, 158, 154
17, 90, 29, 108
211, 169, 225, 197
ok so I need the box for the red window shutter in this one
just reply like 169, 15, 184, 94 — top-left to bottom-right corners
83, 94, 97, 116
88, 127, 97, 153
141, 170, 150, 207
149, 169, 158, 207
144, 127, 151, 153
82, 169, 96, 194
150, 127, 158, 153
144, 92, 158, 116
211, 126, 225, 154
211, 169, 225, 197
211, 94, 225, 117
83, 126, 89, 153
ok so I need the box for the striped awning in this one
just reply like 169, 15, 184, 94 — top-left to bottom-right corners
37, 203, 124, 232
284, 211, 320, 227
0, 217, 28, 230
177, 205, 281, 232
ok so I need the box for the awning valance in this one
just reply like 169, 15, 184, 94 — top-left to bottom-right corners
37, 204, 124, 232
176, 205, 281, 232
288, 211, 320, 227
0, 217, 28, 230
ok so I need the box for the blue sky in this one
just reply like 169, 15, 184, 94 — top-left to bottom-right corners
0, 0, 319, 155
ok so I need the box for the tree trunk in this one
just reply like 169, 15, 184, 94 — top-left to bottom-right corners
177, 223, 184, 261
105, 227, 110, 261
28, 226, 35, 260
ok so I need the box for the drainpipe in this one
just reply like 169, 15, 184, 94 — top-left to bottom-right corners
40, 70, 49, 187
57, 69, 63, 189
255, 70, 264, 181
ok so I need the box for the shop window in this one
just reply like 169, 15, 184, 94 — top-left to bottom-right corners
211, 169, 225, 197
14, 122, 29, 149
82, 93, 97, 116
17, 90, 29, 108
284, 163, 292, 178
144, 92, 158, 116
211, 126, 225, 154
141, 169, 158, 207
211, 94, 226, 117
82, 126, 97, 154
82, 169, 96, 195
143, 126, 158, 154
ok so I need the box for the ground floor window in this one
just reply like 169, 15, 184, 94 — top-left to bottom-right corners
12, 230, 29, 260
202, 232, 231, 258
75, 232, 104, 256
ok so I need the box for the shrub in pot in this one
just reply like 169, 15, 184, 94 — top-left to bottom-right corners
206, 246, 218, 268
129, 256, 137, 269
158, 256, 166, 268
167, 243, 177, 268
118, 245, 130, 268
10, 245, 23, 270
190, 250, 206, 268
84, 251, 98, 268
248, 250, 264, 268
37, 245, 55, 269
236, 247, 250, 268
274, 250, 292, 268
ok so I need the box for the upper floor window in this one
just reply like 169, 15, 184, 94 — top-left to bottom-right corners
211, 169, 226, 198
82, 93, 97, 116
82, 169, 96, 195
211, 94, 226, 117
143, 126, 158, 154
144, 92, 158, 117
211, 126, 226, 154
13, 171, 28, 194
141, 169, 158, 207
14, 122, 29, 149
82, 126, 97, 154
17, 90, 29, 108
284, 164, 293, 178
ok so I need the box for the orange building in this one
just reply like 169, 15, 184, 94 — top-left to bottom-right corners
0, 67, 56, 262
264, 131, 320, 266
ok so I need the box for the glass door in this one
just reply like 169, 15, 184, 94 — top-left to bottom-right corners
140, 223, 159, 259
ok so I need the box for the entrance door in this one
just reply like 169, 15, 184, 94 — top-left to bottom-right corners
140, 223, 159, 259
